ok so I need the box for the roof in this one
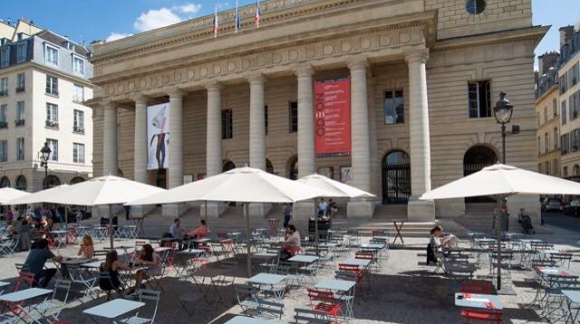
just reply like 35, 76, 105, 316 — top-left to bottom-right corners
36, 30, 91, 57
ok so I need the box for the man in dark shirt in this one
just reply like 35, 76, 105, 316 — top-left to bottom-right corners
23, 238, 63, 288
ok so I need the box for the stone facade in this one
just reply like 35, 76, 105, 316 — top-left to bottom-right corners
88, 0, 547, 221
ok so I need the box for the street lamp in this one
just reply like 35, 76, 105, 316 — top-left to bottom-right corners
492, 91, 514, 292
493, 91, 514, 164
40, 142, 51, 189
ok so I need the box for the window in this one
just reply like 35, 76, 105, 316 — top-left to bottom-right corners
0, 47, 9, 67
16, 137, 24, 161
536, 112, 540, 127
561, 72, 569, 94
0, 140, 6, 162
554, 128, 559, 149
16, 101, 25, 124
45, 45, 58, 66
264, 105, 269, 135
384, 90, 404, 124
553, 158, 559, 176
562, 100, 568, 125
544, 132, 549, 153
562, 133, 570, 155
468, 80, 491, 118
553, 98, 558, 117
16, 73, 25, 92
538, 163, 542, 174
543, 106, 548, 123
221, 109, 233, 139
564, 166, 569, 177
465, 0, 486, 15
73, 143, 85, 163
0, 77, 7, 95
538, 136, 541, 155
73, 84, 84, 102
73, 109, 84, 132
573, 62, 580, 86
73, 56, 84, 76
46, 103, 58, 126
47, 139, 58, 161
545, 161, 550, 175
289, 101, 298, 133
46, 75, 58, 95
571, 95, 579, 121
16, 41, 27, 63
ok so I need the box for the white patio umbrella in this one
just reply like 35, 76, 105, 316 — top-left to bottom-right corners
7, 184, 70, 205
127, 166, 334, 275
27, 175, 166, 248
420, 163, 580, 290
297, 173, 376, 250
0, 187, 30, 204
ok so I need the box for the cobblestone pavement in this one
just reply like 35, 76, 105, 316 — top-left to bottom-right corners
1, 217, 579, 323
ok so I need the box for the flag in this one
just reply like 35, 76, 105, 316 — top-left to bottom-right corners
213, 6, 219, 37
254, 0, 260, 28
234, 0, 240, 33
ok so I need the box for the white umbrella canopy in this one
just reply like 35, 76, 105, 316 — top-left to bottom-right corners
0, 187, 30, 204
127, 166, 334, 275
127, 166, 334, 206
6, 184, 70, 205
420, 163, 580, 200
297, 173, 376, 198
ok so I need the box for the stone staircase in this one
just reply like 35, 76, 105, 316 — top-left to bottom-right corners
454, 203, 497, 234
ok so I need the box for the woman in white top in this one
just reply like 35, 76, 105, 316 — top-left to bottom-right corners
282, 224, 301, 256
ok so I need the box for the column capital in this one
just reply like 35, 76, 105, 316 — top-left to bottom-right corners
103, 100, 118, 109
246, 73, 266, 84
293, 64, 314, 78
204, 81, 223, 92
404, 49, 429, 64
167, 87, 186, 98
130, 94, 150, 105
346, 56, 369, 71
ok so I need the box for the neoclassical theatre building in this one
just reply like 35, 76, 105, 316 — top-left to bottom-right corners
88, 0, 547, 222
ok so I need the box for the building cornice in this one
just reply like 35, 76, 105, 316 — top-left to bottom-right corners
432, 26, 549, 52
535, 84, 559, 105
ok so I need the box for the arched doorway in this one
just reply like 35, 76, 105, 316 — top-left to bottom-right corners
70, 176, 85, 184
0, 176, 10, 188
223, 160, 236, 172
44, 175, 60, 189
382, 150, 411, 204
15, 175, 27, 191
266, 159, 274, 174
288, 155, 298, 180
464, 145, 497, 203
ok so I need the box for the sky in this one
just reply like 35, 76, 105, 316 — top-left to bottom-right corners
0, 0, 579, 56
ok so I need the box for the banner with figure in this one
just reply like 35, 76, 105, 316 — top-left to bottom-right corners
314, 78, 351, 157
147, 103, 170, 170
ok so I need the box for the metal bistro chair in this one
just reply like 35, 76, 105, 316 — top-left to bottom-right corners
119, 289, 161, 324
550, 252, 573, 269
33, 279, 72, 322
233, 284, 260, 315
306, 288, 341, 323
460, 308, 502, 324
294, 306, 332, 324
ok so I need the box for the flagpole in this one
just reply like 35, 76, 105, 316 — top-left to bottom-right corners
235, 0, 239, 33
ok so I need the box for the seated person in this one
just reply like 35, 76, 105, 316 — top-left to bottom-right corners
186, 219, 208, 249
169, 218, 181, 238
99, 250, 131, 299
430, 226, 459, 252
328, 199, 338, 217
281, 224, 301, 257
23, 238, 63, 288
130, 244, 162, 296
78, 234, 95, 259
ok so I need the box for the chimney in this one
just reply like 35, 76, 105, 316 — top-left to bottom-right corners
538, 51, 559, 75
560, 25, 575, 47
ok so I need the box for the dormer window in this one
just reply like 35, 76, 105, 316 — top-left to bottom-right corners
73, 56, 84, 76
44, 44, 58, 67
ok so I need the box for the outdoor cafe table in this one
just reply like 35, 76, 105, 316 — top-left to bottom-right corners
60, 257, 94, 266
531, 266, 578, 308
315, 278, 356, 318
225, 315, 288, 324
342, 257, 371, 268
288, 255, 319, 263
50, 230, 69, 248
176, 249, 207, 277
0, 288, 53, 323
247, 273, 287, 299
83, 298, 145, 322
562, 289, 580, 324
454, 292, 503, 310
0, 281, 9, 294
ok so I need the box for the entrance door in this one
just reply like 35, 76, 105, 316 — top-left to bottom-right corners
464, 145, 497, 203
382, 150, 411, 204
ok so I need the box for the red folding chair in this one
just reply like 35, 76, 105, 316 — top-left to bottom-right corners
460, 281, 493, 295
460, 308, 502, 323
14, 271, 36, 291
306, 288, 341, 323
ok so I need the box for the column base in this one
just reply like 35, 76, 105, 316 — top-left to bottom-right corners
162, 203, 189, 218
292, 200, 316, 223
248, 203, 272, 218
347, 200, 375, 219
200, 202, 228, 219
407, 199, 435, 222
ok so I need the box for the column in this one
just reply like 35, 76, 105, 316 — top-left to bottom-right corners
405, 50, 435, 222
206, 82, 222, 177
348, 59, 371, 192
168, 89, 184, 189
248, 74, 266, 170
295, 66, 315, 178
133, 95, 148, 183
103, 102, 118, 176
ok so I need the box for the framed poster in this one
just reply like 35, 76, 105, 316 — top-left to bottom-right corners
314, 78, 351, 157
147, 103, 170, 170
318, 167, 334, 179
340, 166, 351, 185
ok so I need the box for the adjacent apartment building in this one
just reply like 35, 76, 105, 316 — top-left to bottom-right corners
0, 18, 93, 192
87, 0, 547, 222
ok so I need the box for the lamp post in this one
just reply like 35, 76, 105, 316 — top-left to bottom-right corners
492, 91, 514, 291
40, 142, 51, 189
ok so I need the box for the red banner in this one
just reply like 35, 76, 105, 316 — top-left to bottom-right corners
314, 78, 351, 157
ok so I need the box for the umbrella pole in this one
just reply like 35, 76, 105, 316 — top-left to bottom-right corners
245, 203, 251, 276
109, 205, 114, 249
495, 196, 503, 291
